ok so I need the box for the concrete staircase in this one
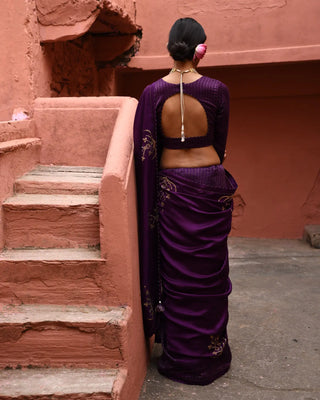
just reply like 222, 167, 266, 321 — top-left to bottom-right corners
0, 97, 146, 400
0, 166, 129, 399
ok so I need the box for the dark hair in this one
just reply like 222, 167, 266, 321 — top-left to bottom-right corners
167, 18, 207, 61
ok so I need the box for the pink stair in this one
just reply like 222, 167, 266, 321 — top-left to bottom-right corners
0, 165, 130, 399
3, 193, 100, 248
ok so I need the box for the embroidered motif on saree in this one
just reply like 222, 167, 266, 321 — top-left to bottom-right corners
208, 335, 227, 357
159, 176, 177, 210
148, 208, 158, 230
143, 285, 154, 321
141, 129, 157, 161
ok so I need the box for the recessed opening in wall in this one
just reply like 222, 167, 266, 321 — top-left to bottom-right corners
39, 3, 141, 97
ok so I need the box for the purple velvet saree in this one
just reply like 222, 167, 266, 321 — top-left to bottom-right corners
134, 80, 237, 385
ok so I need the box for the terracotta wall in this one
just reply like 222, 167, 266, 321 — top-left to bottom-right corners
116, 61, 320, 238
0, 0, 101, 121
0, 0, 136, 121
0, 0, 49, 120
130, 0, 320, 68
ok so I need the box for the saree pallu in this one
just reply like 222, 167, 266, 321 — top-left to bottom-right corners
157, 164, 237, 385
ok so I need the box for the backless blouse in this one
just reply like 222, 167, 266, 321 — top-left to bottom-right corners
153, 76, 230, 163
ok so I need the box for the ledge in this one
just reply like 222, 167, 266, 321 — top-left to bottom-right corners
0, 138, 41, 156
36, 0, 138, 42
128, 44, 320, 70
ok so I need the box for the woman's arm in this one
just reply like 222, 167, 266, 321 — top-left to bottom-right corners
213, 83, 230, 163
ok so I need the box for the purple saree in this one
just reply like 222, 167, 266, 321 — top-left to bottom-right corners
134, 77, 237, 385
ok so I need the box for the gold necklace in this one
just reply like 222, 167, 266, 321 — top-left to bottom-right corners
170, 67, 197, 74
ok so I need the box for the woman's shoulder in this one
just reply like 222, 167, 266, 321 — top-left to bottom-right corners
139, 79, 165, 98
139, 76, 228, 100
200, 75, 228, 90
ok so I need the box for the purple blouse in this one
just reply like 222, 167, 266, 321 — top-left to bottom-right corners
153, 76, 230, 162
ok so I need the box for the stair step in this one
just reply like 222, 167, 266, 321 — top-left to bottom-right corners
15, 165, 104, 195
0, 247, 102, 261
0, 304, 129, 368
0, 138, 41, 155
3, 194, 99, 206
3, 194, 99, 248
0, 120, 34, 143
0, 368, 123, 399
0, 248, 111, 305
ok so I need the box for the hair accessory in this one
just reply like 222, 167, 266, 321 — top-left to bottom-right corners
193, 43, 207, 62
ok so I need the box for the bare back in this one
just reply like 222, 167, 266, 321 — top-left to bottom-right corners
160, 73, 221, 169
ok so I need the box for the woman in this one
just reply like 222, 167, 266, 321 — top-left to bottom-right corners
134, 18, 237, 385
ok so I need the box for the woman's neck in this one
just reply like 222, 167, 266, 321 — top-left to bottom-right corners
173, 60, 196, 72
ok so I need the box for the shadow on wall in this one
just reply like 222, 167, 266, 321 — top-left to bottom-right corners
42, 30, 141, 97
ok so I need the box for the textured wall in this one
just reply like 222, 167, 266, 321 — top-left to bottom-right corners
0, 0, 139, 119
130, 0, 320, 69
0, 0, 51, 121
36, 0, 137, 42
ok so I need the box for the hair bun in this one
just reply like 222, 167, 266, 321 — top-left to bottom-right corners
169, 41, 191, 61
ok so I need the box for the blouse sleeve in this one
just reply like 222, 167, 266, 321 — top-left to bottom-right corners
213, 83, 230, 163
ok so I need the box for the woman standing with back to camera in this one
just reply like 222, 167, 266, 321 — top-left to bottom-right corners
134, 18, 237, 385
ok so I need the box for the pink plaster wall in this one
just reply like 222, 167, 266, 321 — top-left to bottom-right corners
0, 0, 140, 120
130, 0, 320, 69
33, 97, 122, 166
116, 61, 320, 239
0, 1, 50, 121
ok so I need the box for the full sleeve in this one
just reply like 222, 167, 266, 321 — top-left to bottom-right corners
213, 83, 230, 163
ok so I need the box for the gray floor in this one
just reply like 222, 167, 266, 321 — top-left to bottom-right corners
139, 238, 320, 400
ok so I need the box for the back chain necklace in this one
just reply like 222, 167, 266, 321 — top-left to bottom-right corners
169, 68, 197, 142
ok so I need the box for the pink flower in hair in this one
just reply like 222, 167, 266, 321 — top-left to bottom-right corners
193, 43, 207, 61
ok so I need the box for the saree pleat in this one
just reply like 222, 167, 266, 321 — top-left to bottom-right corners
157, 164, 237, 385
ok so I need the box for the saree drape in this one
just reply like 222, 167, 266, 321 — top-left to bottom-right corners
133, 81, 237, 385
157, 165, 237, 385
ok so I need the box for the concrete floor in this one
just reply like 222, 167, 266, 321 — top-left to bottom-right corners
139, 238, 320, 400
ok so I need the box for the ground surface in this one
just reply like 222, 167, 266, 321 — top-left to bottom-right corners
139, 238, 320, 400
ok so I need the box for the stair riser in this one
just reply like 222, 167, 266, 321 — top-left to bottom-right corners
0, 367, 119, 400
15, 181, 100, 195
3, 206, 99, 248
0, 120, 35, 143
0, 146, 40, 249
0, 321, 127, 369
0, 260, 112, 305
